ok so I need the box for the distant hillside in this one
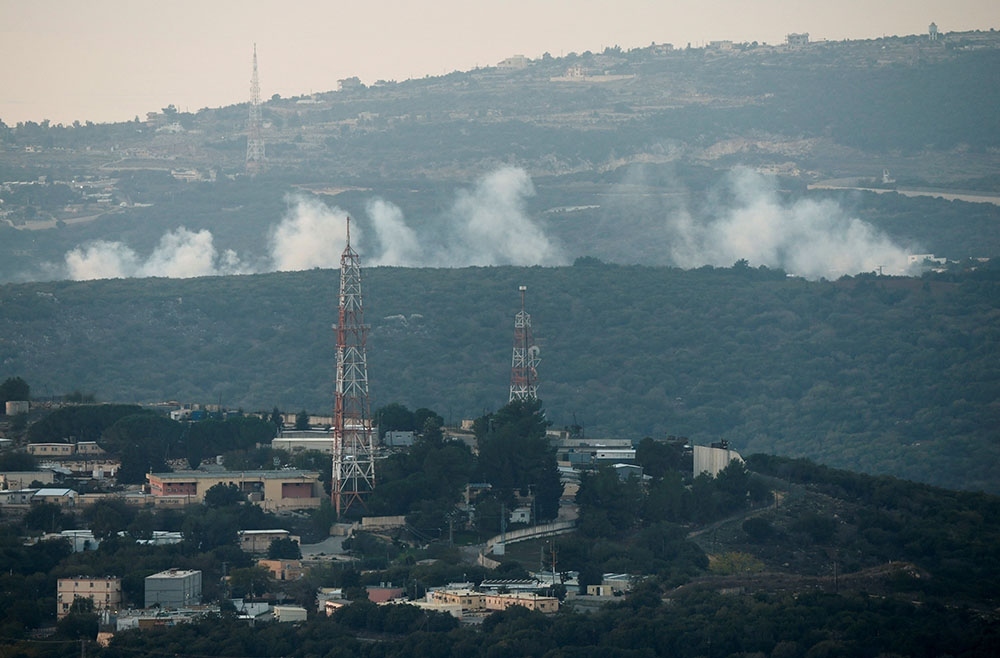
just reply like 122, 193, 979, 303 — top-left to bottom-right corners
2, 264, 997, 493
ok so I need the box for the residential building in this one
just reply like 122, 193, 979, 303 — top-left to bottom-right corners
57, 577, 122, 619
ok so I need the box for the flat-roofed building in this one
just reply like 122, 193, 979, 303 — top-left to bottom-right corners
485, 592, 559, 613
145, 569, 202, 609
27, 443, 75, 457
0, 470, 54, 490
428, 588, 486, 611
57, 576, 122, 619
146, 470, 323, 510
239, 529, 300, 555
258, 559, 304, 581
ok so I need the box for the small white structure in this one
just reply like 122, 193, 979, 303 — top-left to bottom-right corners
693, 443, 744, 479
273, 605, 308, 622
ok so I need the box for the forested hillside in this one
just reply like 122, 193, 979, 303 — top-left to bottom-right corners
2, 264, 997, 493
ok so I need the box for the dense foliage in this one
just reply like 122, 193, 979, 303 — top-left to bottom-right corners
3, 264, 997, 493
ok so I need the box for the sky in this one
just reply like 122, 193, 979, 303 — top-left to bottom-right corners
1, 0, 997, 126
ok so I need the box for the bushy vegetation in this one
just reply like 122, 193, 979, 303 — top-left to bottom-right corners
4, 264, 998, 493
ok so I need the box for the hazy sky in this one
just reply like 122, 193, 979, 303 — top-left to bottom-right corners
2, 0, 997, 126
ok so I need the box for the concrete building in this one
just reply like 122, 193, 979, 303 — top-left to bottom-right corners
484, 593, 559, 613
693, 443, 744, 479
146, 470, 323, 510
258, 559, 304, 581
145, 569, 202, 609
238, 529, 299, 555
27, 443, 75, 457
428, 588, 486, 611
0, 470, 54, 490
57, 576, 122, 619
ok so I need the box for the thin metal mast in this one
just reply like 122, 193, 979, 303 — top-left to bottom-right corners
509, 285, 540, 402
245, 44, 265, 175
332, 218, 375, 517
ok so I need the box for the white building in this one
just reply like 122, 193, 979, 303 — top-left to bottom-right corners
693, 443, 744, 478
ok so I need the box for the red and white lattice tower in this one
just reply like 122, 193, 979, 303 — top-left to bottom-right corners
245, 44, 265, 175
509, 285, 540, 402
332, 218, 376, 517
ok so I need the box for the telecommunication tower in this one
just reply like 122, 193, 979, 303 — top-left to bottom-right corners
245, 44, 265, 175
509, 285, 540, 402
332, 218, 376, 517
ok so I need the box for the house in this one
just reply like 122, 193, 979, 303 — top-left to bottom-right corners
57, 577, 122, 619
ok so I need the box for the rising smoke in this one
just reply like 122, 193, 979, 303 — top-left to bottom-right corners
665, 168, 914, 279
59, 167, 567, 280
64, 228, 249, 280
601, 166, 915, 279
57, 166, 913, 281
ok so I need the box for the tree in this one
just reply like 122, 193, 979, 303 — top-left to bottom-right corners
295, 410, 310, 430
268, 537, 302, 559
376, 403, 415, 438
0, 376, 30, 409
203, 483, 246, 508
473, 399, 562, 519
84, 498, 134, 539
228, 566, 273, 599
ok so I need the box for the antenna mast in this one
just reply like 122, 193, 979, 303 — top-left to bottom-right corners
332, 217, 375, 517
245, 43, 265, 175
509, 285, 540, 402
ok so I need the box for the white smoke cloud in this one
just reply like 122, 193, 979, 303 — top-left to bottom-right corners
444, 166, 565, 266
663, 168, 914, 279
64, 228, 248, 280
268, 194, 351, 271
56, 166, 906, 282
365, 198, 422, 267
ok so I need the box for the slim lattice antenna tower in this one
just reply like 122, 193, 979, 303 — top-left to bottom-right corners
245, 43, 265, 175
332, 218, 375, 517
509, 285, 540, 402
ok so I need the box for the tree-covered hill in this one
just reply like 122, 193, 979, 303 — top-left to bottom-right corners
2, 264, 997, 493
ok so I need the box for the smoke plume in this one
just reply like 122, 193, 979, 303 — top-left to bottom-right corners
56, 166, 912, 281
59, 167, 566, 280
667, 168, 913, 278
64, 228, 248, 280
